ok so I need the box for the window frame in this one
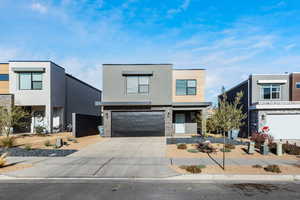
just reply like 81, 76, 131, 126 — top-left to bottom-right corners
296, 82, 300, 89
126, 75, 150, 95
19, 72, 43, 90
260, 84, 281, 100
176, 79, 197, 96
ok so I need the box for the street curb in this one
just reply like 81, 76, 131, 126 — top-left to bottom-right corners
166, 174, 300, 181
0, 174, 299, 181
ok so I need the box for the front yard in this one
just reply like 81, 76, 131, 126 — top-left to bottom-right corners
0, 132, 104, 173
167, 137, 300, 175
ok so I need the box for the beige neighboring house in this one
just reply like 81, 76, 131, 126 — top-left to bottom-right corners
0, 60, 101, 133
99, 64, 211, 137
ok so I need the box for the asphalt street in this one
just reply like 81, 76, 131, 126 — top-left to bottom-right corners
0, 180, 299, 200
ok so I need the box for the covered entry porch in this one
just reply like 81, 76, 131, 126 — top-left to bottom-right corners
172, 102, 211, 135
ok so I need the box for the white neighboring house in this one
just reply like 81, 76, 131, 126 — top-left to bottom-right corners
1, 60, 102, 133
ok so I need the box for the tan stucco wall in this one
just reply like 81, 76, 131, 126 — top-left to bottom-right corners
0, 64, 9, 94
172, 69, 205, 102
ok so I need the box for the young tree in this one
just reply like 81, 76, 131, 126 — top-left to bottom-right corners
209, 89, 247, 169
0, 106, 29, 137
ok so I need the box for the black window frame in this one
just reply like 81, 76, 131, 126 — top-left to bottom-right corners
296, 82, 300, 89
126, 75, 150, 95
19, 72, 43, 90
0, 74, 9, 81
176, 79, 197, 96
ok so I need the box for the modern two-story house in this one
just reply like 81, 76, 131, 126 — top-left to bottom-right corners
100, 64, 211, 137
0, 60, 101, 133
222, 73, 300, 139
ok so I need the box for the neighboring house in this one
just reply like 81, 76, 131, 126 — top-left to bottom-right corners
99, 64, 211, 137
0, 60, 101, 133
221, 73, 300, 139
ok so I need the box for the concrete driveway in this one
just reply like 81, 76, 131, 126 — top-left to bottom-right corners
5, 137, 178, 178
70, 137, 166, 157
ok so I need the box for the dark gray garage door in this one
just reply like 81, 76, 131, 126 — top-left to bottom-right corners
111, 111, 165, 137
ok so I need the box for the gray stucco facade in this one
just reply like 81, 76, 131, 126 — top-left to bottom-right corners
223, 73, 300, 138
5, 60, 101, 133
103, 64, 172, 105
101, 64, 211, 137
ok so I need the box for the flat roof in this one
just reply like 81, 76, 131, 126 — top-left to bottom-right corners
172, 102, 212, 107
173, 68, 206, 70
9, 60, 65, 70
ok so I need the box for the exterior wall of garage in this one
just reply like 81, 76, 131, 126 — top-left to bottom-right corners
250, 109, 300, 134
103, 106, 173, 137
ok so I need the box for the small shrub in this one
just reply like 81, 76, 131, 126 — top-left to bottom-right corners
251, 132, 273, 147
0, 136, 16, 148
198, 142, 217, 153
72, 139, 78, 143
225, 144, 236, 149
24, 144, 32, 151
220, 148, 231, 152
177, 143, 187, 150
67, 137, 73, 142
0, 153, 8, 167
35, 126, 46, 134
187, 149, 199, 153
252, 164, 263, 168
264, 165, 281, 173
44, 140, 51, 147
282, 143, 300, 155
180, 165, 205, 173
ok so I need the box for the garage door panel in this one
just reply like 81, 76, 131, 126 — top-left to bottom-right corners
267, 114, 300, 140
111, 111, 165, 137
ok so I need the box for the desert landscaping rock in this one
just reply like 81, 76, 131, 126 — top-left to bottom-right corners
167, 136, 246, 145
0, 147, 77, 157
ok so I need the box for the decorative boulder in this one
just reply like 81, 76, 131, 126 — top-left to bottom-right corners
247, 141, 255, 154
56, 138, 63, 148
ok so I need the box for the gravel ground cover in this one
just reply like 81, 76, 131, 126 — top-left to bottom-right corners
167, 136, 246, 145
0, 147, 77, 157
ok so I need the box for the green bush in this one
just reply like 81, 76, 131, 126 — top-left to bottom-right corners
264, 165, 281, 173
0, 136, 16, 148
24, 144, 32, 151
44, 140, 51, 147
180, 165, 205, 173
187, 149, 199, 153
198, 142, 217, 153
177, 143, 187, 150
35, 126, 46, 134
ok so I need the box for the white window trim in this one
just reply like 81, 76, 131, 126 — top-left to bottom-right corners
260, 84, 281, 100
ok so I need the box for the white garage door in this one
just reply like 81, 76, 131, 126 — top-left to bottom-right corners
267, 114, 300, 139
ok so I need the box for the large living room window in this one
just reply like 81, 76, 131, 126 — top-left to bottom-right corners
126, 76, 149, 94
261, 84, 280, 100
176, 79, 196, 95
19, 72, 43, 90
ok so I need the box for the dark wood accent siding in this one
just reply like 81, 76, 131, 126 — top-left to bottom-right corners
290, 73, 300, 101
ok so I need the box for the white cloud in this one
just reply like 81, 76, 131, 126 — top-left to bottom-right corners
31, 2, 48, 14
167, 0, 191, 16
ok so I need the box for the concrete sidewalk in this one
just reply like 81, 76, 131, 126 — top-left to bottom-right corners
3, 156, 300, 178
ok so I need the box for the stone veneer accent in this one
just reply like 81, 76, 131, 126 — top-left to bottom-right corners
0, 94, 14, 110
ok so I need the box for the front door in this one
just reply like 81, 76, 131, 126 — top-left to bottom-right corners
175, 113, 185, 134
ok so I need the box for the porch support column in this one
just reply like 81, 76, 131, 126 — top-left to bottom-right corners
201, 108, 207, 135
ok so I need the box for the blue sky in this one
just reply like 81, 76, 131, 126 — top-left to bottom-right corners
1, 0, 300, 102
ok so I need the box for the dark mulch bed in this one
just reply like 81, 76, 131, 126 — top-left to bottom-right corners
0, 147, 77, 157
167, 136, 246, 145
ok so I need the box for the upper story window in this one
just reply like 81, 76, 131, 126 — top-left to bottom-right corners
260, 84, 280, 100
19, 72, 43, 90
0, 74, 9, 81
126, 76, 149, 94
176, 79, 196, 96
296, 82, 300, 89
